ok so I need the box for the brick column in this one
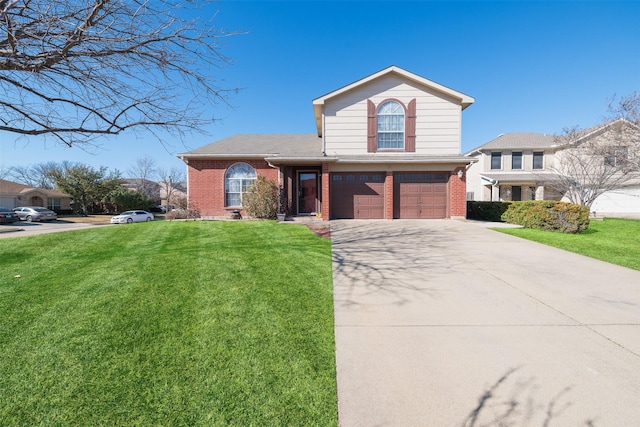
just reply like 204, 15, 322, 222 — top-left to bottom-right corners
450, 168, 467, 219
385, 170, 394, 220
321, 163, 330, 221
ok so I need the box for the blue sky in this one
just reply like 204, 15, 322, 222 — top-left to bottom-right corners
1, 0, 639, 176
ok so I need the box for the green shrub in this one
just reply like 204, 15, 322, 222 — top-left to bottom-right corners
501, 201, 590, 233
467, 201, 511, 221
105, 187, 156, 213
243, 175, 279, 219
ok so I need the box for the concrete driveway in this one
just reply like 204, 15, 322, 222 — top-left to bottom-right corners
331, 220, 640, 426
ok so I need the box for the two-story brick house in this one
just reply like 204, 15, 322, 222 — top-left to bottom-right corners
178, 66, 475, 220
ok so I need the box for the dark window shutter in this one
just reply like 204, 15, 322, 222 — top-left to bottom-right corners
367, 99, 377, 152
406, 99, 416, 152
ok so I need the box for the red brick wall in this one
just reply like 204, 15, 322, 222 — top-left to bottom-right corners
321, 163, 330, 221
187, 159, 278, 217
385, 171, 394, 220
450, 168, 467, 218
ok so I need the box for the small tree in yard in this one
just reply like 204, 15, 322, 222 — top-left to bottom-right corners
243, 175, 279, 219
48, 163, 121, 215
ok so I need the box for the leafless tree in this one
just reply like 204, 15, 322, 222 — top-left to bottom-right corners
8, 161, 59, 188
0, 0, 240, 147
156, 165, 185, 209
127, 156, 158, 198
0, 165, 10, 179
548, 116, 640, 208
609, 91, 640, 126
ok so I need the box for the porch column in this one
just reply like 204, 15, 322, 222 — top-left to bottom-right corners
385, 170, 394, 220
321, 162, 330, 221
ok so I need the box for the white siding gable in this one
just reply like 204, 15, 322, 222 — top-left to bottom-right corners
323, 74, 463, 156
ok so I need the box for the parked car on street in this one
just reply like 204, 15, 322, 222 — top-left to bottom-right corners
12, 206, 58, 222
110, 210, 154, 224
0, 207, 19, 224
149, 205, 167, 213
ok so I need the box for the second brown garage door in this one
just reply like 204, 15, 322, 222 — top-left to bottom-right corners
394, 172, 448, 219
331, 173, 385, 219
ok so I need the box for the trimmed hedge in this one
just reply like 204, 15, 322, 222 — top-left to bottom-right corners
501, 201, 590, 233
467, 201, 511, 222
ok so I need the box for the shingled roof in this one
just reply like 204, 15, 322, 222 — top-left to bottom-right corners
178, 134, 322, 159
466, 133, 558, 154
0, 179, 70, 198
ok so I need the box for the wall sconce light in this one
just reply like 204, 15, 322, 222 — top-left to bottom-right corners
457, 170, 464, 179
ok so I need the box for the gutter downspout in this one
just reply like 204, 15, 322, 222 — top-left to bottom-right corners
322, 112, 327, 156
266, 160, 283, 214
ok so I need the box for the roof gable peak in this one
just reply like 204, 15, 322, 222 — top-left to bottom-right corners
312, 66, 474, 136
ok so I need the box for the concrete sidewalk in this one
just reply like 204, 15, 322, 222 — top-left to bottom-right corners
331, 220, 640, 426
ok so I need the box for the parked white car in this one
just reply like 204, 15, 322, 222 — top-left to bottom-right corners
110, 210, 154, 224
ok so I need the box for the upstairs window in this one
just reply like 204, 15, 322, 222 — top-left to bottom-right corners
511, 152, 522, 170
491, 152, 502, 170
605, 147, 628, 167
533, 152, 544, 170
377, 101, 405, 150
367, 99, 416, 153
225, 163, 256, 207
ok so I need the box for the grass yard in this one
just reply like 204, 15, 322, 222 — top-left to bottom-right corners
0, 221, 337, 426
496, 218, 640, 271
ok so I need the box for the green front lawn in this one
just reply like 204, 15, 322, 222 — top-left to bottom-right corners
496, 218, 640, 271
0, 221, 337, 426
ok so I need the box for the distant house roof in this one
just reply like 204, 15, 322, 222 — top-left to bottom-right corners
0, 179, 70, 198
466, 133, 558, 154
467, 119, 640, 156
312, 65, 475, 136
178, 134, 323, 160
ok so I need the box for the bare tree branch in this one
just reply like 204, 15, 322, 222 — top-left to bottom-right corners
156, 165, 185, 209
547, 108, 640, 208
0, 0, 242, 147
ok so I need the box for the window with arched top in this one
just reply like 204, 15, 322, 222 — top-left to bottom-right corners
377, 101, 405, 149
367, 98, 416, 153
225, 162, 256, 207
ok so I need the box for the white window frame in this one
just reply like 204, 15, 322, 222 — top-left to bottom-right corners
377, 101, 405, 150
491, 152, 502, 170
224, 163, 257, 207
533, 151, 544, 170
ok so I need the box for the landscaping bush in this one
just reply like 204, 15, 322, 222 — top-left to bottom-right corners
243, 175, 279, 219
165, 207, 201, 220
501, 201, 590, 233
467, 201, 511, 222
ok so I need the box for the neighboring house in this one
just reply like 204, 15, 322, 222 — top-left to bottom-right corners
465, 133, 563, 202
466, 120, 640, 215
158, 181, 187, 208
0, 179, 72, 211
121, 178, 187, 208
178, 66, 475, 220
122, 178, 162, 202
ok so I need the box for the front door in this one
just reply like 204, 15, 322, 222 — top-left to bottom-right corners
512, 186, 522, 201
298, 172, 318, 214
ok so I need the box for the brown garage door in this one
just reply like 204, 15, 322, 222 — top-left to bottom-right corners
394, 172, 448, 219
331, 173, 385, 219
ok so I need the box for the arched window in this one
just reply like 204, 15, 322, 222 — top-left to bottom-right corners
225, 163, 256, 207
377, 101, 405, 149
